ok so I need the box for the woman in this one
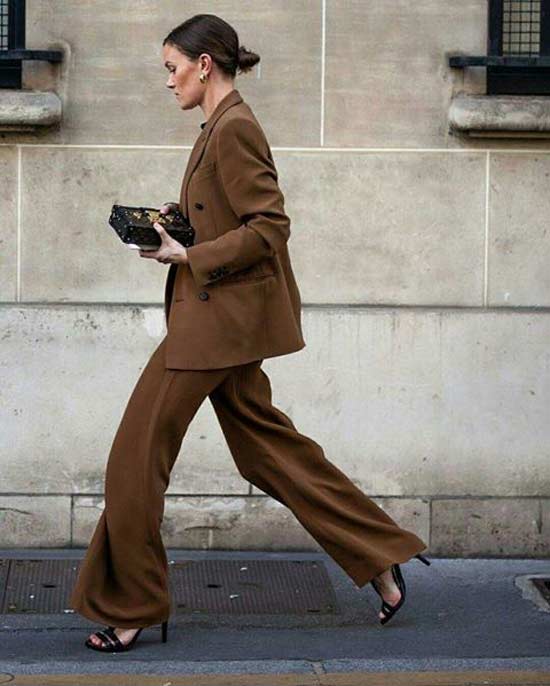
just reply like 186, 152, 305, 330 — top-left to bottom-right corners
71, 13, 431, 653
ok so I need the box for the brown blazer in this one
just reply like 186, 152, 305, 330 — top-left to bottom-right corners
163, 89, 306, 369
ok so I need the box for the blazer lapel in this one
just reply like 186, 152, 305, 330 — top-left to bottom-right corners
179, 88, 243, 218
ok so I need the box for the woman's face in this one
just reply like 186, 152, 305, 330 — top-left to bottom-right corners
162, 43, 208, 110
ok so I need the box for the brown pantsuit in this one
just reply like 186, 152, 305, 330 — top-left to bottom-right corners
70, 335, 427, 629
70, 88, 427, 628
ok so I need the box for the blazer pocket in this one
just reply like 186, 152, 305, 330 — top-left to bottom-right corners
218, 259, 277, 286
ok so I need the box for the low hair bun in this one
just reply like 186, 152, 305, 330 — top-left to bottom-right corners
163, 15, 261, 78
237, 44, 260, 73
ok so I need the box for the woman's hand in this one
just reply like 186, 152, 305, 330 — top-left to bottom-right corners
138, 203, 188, 265
159, 201, 180, 216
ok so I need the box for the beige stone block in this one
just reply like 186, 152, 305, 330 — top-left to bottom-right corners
449, 93, 550, 137
488, 153, 550, 306
0, 305, 248, 495
74, 495, 321, 550
542, 500, 550, 541
21, 147, 486, 306
72, 496, 104, 547
0, 89, 62, 130
20, 147, 187, 302
162, 495, 426, 552
3, 306, 550, 500
21, 1, 321, 146
0, 496, 71, 546
0, 147, 17, 301
259, 308, 550, 498
161, 496, 322, 550
372, 498, 430, 543
324, 0, 486, 147
431, 499, 550, 556
249, 492, 430, 546
75, 494, 428, 552
279, 151, 486, 305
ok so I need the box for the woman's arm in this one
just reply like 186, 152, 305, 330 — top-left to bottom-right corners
185, 116, 290, 287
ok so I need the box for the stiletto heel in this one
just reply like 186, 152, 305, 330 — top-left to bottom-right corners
161, 619, 168, 643
415, 553, 431, 566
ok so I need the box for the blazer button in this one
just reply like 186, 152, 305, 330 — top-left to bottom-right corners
198, 291, 209, 301
194, 202, 204, 210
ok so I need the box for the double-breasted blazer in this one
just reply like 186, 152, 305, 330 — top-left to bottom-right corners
163, 88, 306, 369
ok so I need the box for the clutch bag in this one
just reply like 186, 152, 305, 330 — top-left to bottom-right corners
109, 204, 195, 249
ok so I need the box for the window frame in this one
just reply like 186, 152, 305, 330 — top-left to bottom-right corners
449, 0, 550, 95
0, 0, 62, 89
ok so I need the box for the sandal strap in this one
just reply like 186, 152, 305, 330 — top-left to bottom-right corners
392, 564, 406, 591
381, 600, 395, 613
98, 627, 125, 650
102, 626, 125, 649
94, 629, 118, 648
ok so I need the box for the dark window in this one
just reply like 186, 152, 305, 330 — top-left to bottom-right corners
488, 0, 550, 93
499, 0, 541, 56
0, 0, 62, 88
0, 0, 25, 88
1, 1, 9, 51
449, 0, 550, 95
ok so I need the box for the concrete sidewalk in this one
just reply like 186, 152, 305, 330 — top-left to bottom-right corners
0, 549, 549, 685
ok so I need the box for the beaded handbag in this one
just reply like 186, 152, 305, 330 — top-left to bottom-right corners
109, 204, 195, 250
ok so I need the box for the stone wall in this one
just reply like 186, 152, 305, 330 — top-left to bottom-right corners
1, 1, 549, 555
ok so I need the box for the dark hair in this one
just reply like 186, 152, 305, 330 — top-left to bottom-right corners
163, 14, 260, 77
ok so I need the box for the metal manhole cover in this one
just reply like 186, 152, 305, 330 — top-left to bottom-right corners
170, 559, 338, 615
0, 559, 80, 614
0, 558, 338, 615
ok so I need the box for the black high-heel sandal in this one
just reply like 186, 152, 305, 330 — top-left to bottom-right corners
85, 619, 168, 652
371, 563, 406, 625
370, 553, 431, 625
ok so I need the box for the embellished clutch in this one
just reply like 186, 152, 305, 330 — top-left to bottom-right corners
108, 204, 195, 250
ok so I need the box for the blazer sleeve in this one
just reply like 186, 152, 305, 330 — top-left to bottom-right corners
185, 116, 290, 288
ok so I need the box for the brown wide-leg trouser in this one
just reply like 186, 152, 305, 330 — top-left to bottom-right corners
70, 337, 428, 628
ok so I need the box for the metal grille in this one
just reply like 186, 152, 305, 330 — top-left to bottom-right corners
448, 1, 550, 95
0, 558, 338, 616
0, 1, 62, 88
1, 559, 80, 614
170, 559, 338, 615
502, 0, 541, 55
0, 0, 8, 50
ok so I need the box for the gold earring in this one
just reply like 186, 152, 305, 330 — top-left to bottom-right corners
199, 72, 208, 83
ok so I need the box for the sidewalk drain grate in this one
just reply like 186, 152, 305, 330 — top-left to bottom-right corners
531, 577, 550, 607
0, 558, 338, 615
170, 559, 338, 615
0, 559, 80, 614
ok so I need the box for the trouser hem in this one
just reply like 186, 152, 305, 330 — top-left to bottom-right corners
71, 599, 170, 629
345, 544, 430, 588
